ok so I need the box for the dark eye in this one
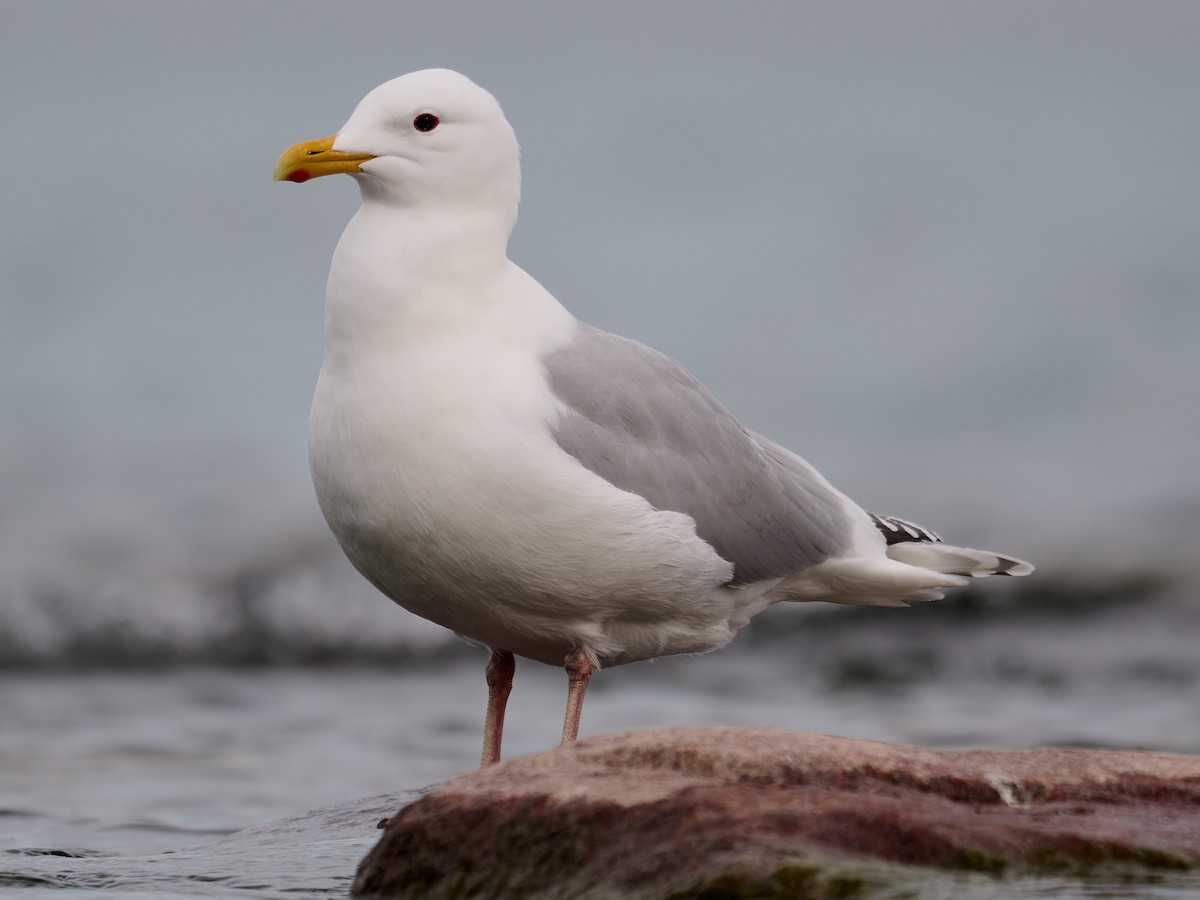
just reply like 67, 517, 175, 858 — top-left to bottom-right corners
413, 113, 440, 133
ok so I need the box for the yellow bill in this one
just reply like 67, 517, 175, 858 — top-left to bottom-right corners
274, 135, 375, 183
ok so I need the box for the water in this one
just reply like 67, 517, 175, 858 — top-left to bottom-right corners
4, 588, 1200, 898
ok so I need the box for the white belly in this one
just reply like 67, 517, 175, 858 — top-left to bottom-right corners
308, 339, 739, 667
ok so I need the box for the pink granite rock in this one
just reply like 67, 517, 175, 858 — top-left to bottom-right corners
353, 728, 1200, 898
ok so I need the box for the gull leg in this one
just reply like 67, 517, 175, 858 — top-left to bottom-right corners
561, 647, 595, 744
480, 649, 515, 767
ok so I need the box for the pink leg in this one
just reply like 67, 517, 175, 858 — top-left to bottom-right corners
561, 647, 596, 744
480, 649, 515, 767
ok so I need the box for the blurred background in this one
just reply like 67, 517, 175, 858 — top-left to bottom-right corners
1, 1, 1198, 895
2, 0, 1197, 668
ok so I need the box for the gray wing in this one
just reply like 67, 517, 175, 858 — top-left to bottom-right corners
543, 323, 854, 585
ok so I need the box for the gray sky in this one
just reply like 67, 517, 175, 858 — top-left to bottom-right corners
2, 0, 1198, 583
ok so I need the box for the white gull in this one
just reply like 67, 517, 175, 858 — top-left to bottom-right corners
274, 68, 1032, 767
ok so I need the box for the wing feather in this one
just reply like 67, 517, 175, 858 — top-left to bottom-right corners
543, 323, 855, 585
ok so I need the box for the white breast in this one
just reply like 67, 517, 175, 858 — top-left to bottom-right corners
308, 250, 734, 666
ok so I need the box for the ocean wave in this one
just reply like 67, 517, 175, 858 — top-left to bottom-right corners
1, 543, 1188, 672
0, 487, 1189, 672
0, 537, 459, 670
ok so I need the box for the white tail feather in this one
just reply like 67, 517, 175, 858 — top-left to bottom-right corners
776, 556, 968, 607
885, 542, 1034, 578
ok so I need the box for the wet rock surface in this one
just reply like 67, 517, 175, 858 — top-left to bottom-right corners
353, 728, 1200, 898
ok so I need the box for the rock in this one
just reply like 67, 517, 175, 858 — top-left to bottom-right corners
353, 728, 1200, 898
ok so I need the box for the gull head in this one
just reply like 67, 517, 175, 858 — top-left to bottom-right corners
275, 69, 520, 216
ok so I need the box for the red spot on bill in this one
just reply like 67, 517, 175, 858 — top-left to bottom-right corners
287, 169, 311, 183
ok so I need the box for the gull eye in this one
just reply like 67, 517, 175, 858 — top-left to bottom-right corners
413, 113, 440, 133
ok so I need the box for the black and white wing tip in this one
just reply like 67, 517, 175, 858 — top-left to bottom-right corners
871, 512, 1033, 578
869, 512, 943, 545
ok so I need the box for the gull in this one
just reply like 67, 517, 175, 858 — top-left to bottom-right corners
274, 69, 1032, 768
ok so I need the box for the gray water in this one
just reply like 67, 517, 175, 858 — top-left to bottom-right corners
5, 589, 1200, 898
